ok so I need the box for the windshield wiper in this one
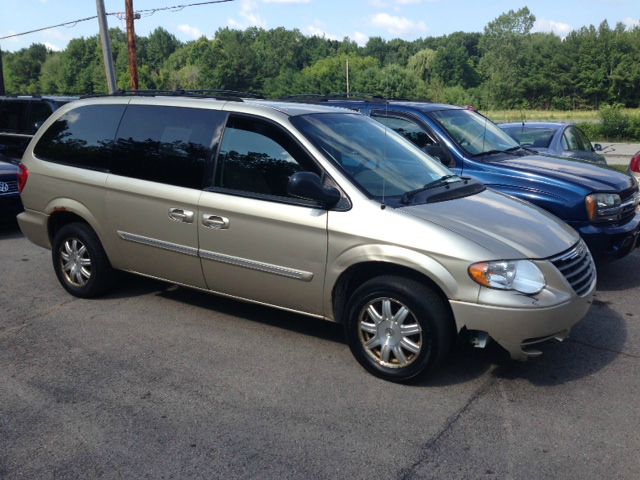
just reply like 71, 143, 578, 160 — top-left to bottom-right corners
472, 146, 521, 158
401, 175, 461, 204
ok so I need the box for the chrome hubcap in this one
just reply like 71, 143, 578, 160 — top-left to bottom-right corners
59, 238, 92, 287
358, 297, 423, 368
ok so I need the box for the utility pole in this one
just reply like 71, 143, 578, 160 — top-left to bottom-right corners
0, 47, 5, 95
96, 0, 117, 93
125, 0, 139, 91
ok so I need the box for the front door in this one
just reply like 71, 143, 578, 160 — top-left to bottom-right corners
198, 114, 328, 316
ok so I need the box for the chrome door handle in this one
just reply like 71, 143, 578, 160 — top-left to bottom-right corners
202, 214, 230, 230
168, 208, 194, 223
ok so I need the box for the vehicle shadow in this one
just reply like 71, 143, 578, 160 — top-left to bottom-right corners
134, 280, 345, 345
595, 250, 640, 291
102, 278, 626, 387
0, 217, 23, 239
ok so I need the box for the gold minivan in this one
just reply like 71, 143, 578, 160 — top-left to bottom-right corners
17, 94, 595, 382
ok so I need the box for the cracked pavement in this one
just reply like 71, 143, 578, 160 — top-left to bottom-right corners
1, 219, 639, 479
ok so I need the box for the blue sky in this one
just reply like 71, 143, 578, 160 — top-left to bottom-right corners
1, 0, 638, 52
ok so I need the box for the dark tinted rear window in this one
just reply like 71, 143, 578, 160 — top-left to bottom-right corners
112, 105, 225, 189
27, 102, 54, 134
34, 104, 125, 170
0, 100, 29, 132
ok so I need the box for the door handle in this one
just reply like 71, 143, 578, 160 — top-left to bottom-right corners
168, 208, 194, 223
202, 214, 230, 230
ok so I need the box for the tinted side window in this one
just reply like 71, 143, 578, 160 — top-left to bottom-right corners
0, 100, 29, 132
28, 102, 55, 134
371, 113, 434, 149
112, 105, 225, 189
33, 104, 125, 171
215, 115, 319, 198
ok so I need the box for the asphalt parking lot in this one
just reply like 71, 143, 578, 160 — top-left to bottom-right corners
1, 218, 639, 480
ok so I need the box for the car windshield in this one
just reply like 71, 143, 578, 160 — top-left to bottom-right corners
430, 109, 520, 157
502, 126, 556, 149
291, 112, 452, 199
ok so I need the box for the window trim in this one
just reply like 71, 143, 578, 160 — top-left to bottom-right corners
209, 112, 350, 211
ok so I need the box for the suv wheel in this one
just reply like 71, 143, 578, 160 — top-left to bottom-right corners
52, 223, 115, 298
345, 275, 452, 382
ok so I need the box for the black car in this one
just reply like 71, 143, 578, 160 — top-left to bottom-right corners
0, 96, 75, 218
0, 96, 76, 164
0, 160, 22, 219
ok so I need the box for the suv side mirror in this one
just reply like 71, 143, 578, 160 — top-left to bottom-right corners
287, 171, 341, 208
593, 143, 602, 152
423, 145, 454, 168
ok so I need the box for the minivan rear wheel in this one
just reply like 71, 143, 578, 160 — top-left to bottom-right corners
52, 223, 115, 298
345, 275, 452, 382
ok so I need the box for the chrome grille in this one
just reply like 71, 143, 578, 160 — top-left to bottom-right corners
0, 180, 18, 196
549, 241, 596, 297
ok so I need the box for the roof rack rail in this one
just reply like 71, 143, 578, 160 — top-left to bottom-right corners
80, 89, 263, 102
280, 92, 388, 103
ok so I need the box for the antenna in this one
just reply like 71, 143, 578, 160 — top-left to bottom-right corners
381, 99, 388, 209
345, 58, 350, 98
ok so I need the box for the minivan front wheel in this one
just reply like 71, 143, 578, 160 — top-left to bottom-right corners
52, 223, 115, 298
345, 276, 452, 382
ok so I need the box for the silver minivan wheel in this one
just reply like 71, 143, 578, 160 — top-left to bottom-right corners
358, 297, 423, 368
345, 275, 452, 382
52, 222, 116, 298
59, 238, 92, 288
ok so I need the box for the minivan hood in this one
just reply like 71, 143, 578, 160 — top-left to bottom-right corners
0, 159, 19, 175
491, 154, 633, 192
402, 189, 578, 259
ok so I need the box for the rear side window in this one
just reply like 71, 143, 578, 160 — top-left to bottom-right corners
34, 104, 125, 171
27, 102, 54, 134
112, 105, 225, 189
0, 100, 29, 133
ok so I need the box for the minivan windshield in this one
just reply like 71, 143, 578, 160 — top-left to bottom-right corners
291, 113, 454, 200
430, 109, 520, 157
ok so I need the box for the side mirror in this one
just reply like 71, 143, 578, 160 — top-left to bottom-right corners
423, 145, 454, 168
287, 171, 341, 208
593, 143, 602, 152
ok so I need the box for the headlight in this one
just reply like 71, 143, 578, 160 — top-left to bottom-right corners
585, 193, 621, 222
468, 260, 546, 295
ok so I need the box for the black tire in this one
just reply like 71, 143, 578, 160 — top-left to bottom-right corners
345, 275, 453, 382
51, 222, 116, 298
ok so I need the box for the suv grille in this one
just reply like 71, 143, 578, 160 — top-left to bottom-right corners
549, 242, 596, 297
0, 180, 18, 196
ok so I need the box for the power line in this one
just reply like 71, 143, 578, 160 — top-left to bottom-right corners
0, 0, 236, 41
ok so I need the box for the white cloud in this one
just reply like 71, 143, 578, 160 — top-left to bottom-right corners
44, 42, 61, 52
533, 18, 572, 38
262, 0, 310, 3
177, 24, 205, 39
370, 12, 427, 36
228, 0, 267, 28
623, 17, 639, 29
353, 31, 369, 47
304, 22, 338, 40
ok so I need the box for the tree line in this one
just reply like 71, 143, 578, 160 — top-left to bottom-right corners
2, 7, 640, 110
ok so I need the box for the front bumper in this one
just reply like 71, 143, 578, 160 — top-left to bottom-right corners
450, 283, 594, 361
572, 212, 640, 262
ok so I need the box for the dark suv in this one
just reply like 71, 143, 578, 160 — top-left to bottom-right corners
0, 96, 76, 163
296, 99, 640, 262
0, 96, 75, 218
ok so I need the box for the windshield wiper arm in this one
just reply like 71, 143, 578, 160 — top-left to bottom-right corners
471, 149, 508, 157
401, 175, 460, 204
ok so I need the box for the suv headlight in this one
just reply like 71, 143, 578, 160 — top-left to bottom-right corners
585, 193, 621, 222
468, 260, 546, 295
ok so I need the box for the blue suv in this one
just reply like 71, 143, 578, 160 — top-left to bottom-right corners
299, 99, 640, 262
